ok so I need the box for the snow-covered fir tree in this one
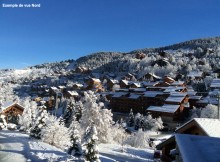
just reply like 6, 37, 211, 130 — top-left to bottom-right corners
142, 114, 163, 131
134, 113, 141, 130
127, 109, 135, 127
190, 104, 218, 119
63, 99, 75, 126
125, 129, 149, 148
134, 113, 163, 131
30, 105, 49, 139
18, 98, 37, 132
80, 91, 113, 143
68, 117, 82, 156
74, 100, 83, 121
41, 115, 70, 150
84, 123, 100, 162
0, 114, 7, 129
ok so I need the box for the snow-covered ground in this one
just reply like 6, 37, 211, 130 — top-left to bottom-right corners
99, 144, 154, 162
0, 130, 154, 162
0, 130, 74, 162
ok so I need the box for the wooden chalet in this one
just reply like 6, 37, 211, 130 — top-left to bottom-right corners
106, 79, 119, 90
129, 82, 143, 88
58, 85, 66, 93
163, 76, 175, 84
164, 93, 188, 105
188, 95, 202, 108
155, 82, 170, 87
142, 91, 167, 108
135, 52, 146, 60
146, 104, 182, 124
110, 92, 145, 114
122, 73, 136, 81
138, 73, 161, 82
156, 118, 220, 162
86, 77, 101, 85
75, 66, 90, 74
119, 80, 130, 89
0, 102, 24, 124
65, 91, 79, 100
86, 78, 102, 91
142, 81, 160, 88
72, 83, 83, 90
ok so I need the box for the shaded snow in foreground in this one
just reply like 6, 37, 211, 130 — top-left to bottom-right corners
0, 130, 154, 162
0, 130, 75, 162
99, 144, 154, 162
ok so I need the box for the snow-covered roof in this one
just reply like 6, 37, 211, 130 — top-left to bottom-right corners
0, 102, 24, 112
143, 91, 163, 98
109, 79, 119, 84
1, 101, 14, 110
170, 81, 184, 86
147, 104, 180, 113
203, 97, 218, 105
209, 89, 220, 96
187, 91, 197, 96
128, 94, 141, 99
51, 87, 58, 90
165, 96, 185, 103
121, 80, 130, 85
91, 78, 101, 83
170, 92, 187, 97
131, 82, 142, 88
189, 96, 202, 100
129, 88, 146, 92
74, 83, 83, 87
142, 81, 159, 87
164, 76, 174, 80
67, 91, 79, 96
210, 79, 220, 88
163, 86, 185, 93
187, 71, 203, 77
112, 92, 128, 98
115, 88, 129, 92
58, 86, 65, 89
139, 73, 159, 79
196, 99, 209, 104
194, 118, 220, 137
176, 118, 220, 137
175, 134, 220, 162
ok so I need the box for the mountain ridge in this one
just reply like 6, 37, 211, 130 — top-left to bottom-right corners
22, 36, 220, 72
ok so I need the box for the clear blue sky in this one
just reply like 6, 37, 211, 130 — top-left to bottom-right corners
0, 0, 220, 69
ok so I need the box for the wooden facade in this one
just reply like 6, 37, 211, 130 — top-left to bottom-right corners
0, 103, 24, 124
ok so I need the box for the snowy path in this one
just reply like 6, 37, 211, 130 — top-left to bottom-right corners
0, 130, 71, 162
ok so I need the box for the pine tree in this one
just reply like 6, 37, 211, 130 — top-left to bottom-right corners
84, 123, 100, 162
68, 117, 82, 156
127, 109, 134, 127
80, 91, 113, 143
134, 113, 141, 130
19, 99, 37, 132
30, 105, 48, 139
63, 100, 75, 126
